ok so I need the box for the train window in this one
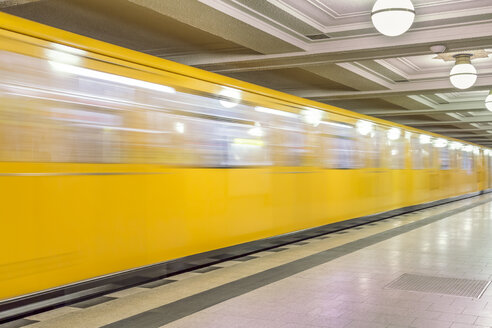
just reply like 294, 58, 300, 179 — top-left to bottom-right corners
53, 107, 124, 163
321, 122, 358, 169
0, 49, 277, 166
439, 148, 450, 170
418, 142, 433, 169
143, 113, 272, 167
0, 95, 125, 163
178, 117, 225, 167
410, 136, 423, 169
262, 111, 306, 167
333, 136, 357, 169
0, 102, 42, 162
281, 129, 306, 166
425, 145, 435, 169
449, 149, 458, 170
387, 130, 405, 169
462, 151, 473, 173
137, 110, 177, 165
456, 149, 462, 171
371, 128, 384, 168
357, 126, 384, 168
223, 122, 272, 167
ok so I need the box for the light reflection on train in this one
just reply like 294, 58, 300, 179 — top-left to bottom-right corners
1, 48, 487, 171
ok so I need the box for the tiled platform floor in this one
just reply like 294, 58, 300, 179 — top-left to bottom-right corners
4, 194, 492, 328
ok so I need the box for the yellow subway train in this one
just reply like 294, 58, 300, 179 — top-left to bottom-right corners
0, 13, 490, 319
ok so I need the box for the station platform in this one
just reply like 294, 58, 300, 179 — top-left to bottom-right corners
5, 194, 492, 328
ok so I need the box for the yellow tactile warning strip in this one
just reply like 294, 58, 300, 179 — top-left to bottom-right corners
3, 194, 492, 328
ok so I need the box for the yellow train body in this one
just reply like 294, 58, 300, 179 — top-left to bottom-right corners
0, 13, 489, 303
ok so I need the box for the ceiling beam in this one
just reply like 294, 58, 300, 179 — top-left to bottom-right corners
440, 136, 492, 140
303, 63, 392, 92
128, 0, 302, 55
362, 102, 486, 116
294, 76, 492, 100
443, 134, 492, 138
426, 127, 492, 132
402, 116, 492, 126
187, 21, 492, 70
0, 0, 39, 8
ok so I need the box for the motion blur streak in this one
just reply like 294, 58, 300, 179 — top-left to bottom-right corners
0, 12, 490, 304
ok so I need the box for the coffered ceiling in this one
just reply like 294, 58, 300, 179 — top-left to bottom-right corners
2, 0, 492, 145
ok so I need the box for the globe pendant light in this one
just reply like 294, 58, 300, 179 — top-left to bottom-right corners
371, 0, 415, 37
486, 91, 492, 111
449, 54, 477, 90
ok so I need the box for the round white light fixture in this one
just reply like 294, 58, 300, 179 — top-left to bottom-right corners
486, 91, 492, 111
371, 0, 415, 37
450, 54, 477, 90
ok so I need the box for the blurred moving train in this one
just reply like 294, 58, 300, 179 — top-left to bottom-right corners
0, 13, 491, 319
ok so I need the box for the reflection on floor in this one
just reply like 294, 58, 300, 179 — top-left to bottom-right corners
4, 194, 492, 328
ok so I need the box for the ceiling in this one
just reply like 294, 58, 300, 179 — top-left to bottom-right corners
2, 0, 492, 145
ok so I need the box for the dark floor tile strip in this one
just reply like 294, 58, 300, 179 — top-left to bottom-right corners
0, 319, 38, 328
267, 247, 288, 252
193, 266, 221, 273
102, 197, 492, 328
70, 296, 116, 309
234, 256, 257, 262
140, 279, 176, 289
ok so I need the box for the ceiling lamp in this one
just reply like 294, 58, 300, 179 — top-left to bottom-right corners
486, 91, 492, 111
450, 54, 477, 90
371, 0, 415, 37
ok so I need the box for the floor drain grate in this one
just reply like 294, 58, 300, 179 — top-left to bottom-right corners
386, 273, 491, 298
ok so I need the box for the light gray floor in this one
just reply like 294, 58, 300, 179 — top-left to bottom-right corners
166, 196, 492, 328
